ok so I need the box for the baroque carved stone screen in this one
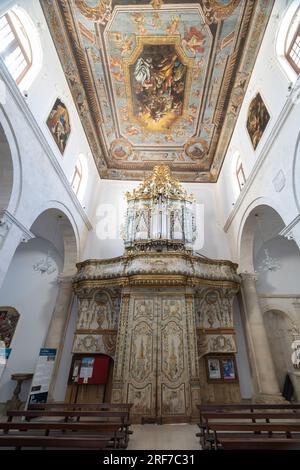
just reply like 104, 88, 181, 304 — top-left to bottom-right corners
0, 307, 20, 348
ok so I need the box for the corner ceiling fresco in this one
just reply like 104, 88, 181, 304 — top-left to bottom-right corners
41, 0, 274, 182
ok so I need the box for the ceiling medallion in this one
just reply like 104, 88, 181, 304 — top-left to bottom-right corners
150, 0, 164, 10
74, 0, 112, 24
203, 0, 240, 24
184, 138, 208, 160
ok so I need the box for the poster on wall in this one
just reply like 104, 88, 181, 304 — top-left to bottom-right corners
0, 348, 12, 380
79, 357, 95, 384
27, 348, 57, 405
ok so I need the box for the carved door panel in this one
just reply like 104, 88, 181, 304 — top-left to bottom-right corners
124, 294, 190, 420
157, 297, 190, 419
125, 297, 158, 418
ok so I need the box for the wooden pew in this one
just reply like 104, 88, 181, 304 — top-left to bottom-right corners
28, 402, 133, 432
197, 403, 300, 448
0, 434, 113, 450
0, 422, 124, 448
219, 437, 300, 450
206, 422, 300, 450
6, 409, 131, 446
198, 411, 300, 449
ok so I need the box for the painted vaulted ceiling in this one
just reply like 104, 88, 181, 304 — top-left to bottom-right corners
41, 0, 274, 182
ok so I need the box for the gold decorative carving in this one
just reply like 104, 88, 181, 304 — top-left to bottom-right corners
74, 0, 112, 24
125, 164, 195, 202
150, 0, 164, 9
203, 0, 240, 24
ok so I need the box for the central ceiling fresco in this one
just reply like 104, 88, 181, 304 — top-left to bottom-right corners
41, 0, 274, 182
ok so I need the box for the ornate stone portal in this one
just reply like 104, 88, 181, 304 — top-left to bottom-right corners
72, 165, 241, 422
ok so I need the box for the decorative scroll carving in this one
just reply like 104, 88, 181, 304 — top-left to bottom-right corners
162, 321, 184, 382
72, 333, 117, 357
203, 0, 240, 24
74, 0, 112, 25
77, 290, 119, 330
133, 299, 154, 321
128, 384, 152, 415
162, 384, 186, 415
194, 288, 236, 329
162, 299, 182, 321
126, 165, 195, 202
130, 322, 153, 383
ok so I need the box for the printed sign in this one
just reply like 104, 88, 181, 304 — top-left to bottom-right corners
27, 348, 57, 405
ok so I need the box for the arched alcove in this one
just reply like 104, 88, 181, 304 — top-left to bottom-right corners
0, 123, 13, 211
263, 309, 295, 394
30, 206, 78, 276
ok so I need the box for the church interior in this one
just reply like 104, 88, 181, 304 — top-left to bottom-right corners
0, 0, 300, 452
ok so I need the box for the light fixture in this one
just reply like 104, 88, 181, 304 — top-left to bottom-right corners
255, 213, 280, 273
33, 215, 61, 275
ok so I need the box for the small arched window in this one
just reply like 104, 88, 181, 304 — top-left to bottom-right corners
236, 156, 246, 192
71, 160, 82, 196
0, 10, 32, 84
277, 2, 300, 81
286, 18, 300, 74
71, 154, 88, 203
0, 7, 42, 91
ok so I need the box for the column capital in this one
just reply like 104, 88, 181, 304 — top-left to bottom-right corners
239, 271, 258, 282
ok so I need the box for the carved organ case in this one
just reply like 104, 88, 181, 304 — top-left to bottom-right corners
72, 165, 241, 422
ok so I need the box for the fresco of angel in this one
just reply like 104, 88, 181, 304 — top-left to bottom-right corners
182, 26, 206, 56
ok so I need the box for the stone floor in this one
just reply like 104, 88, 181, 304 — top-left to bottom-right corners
127, 424, 200, 450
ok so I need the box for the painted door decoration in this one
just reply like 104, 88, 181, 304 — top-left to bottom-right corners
124, 294, 191, 420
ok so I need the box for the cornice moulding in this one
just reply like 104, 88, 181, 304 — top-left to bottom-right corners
0, 209, 34, 240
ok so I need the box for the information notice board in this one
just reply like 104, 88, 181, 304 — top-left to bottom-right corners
27, 348, 57, 405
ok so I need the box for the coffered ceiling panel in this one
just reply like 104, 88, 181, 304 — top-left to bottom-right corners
41, 0, 274, 182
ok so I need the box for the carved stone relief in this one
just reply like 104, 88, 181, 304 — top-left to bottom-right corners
194, 288, 236, 329
72, 333, 117, 357
130, 322, 153, 383
128, 384, 152, 415
162, 384, 186, 415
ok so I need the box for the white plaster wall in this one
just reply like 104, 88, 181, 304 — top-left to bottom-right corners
0, 237, 63, 403
254, 237, 300, 294
0, 0, 100, 218
84, 180, 231, 260
53, 297, 77, 401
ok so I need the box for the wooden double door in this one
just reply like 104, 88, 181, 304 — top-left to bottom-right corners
123, 293, 192, 422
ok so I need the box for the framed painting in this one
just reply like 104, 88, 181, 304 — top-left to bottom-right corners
46, 98, 71, 154
222, 358, 236, 380
246, 92, 270, 150
206, 357, 221, 380
205, 354, 238, 383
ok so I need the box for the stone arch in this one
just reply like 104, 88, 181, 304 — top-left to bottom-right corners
292, 131, 300, 213
262, 308, 296, 394
29, 204, 78, 276
238, 198, 286, 272
0, 108, 22, 214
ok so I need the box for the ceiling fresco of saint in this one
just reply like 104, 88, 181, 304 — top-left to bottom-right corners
41, 0, 274, 182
